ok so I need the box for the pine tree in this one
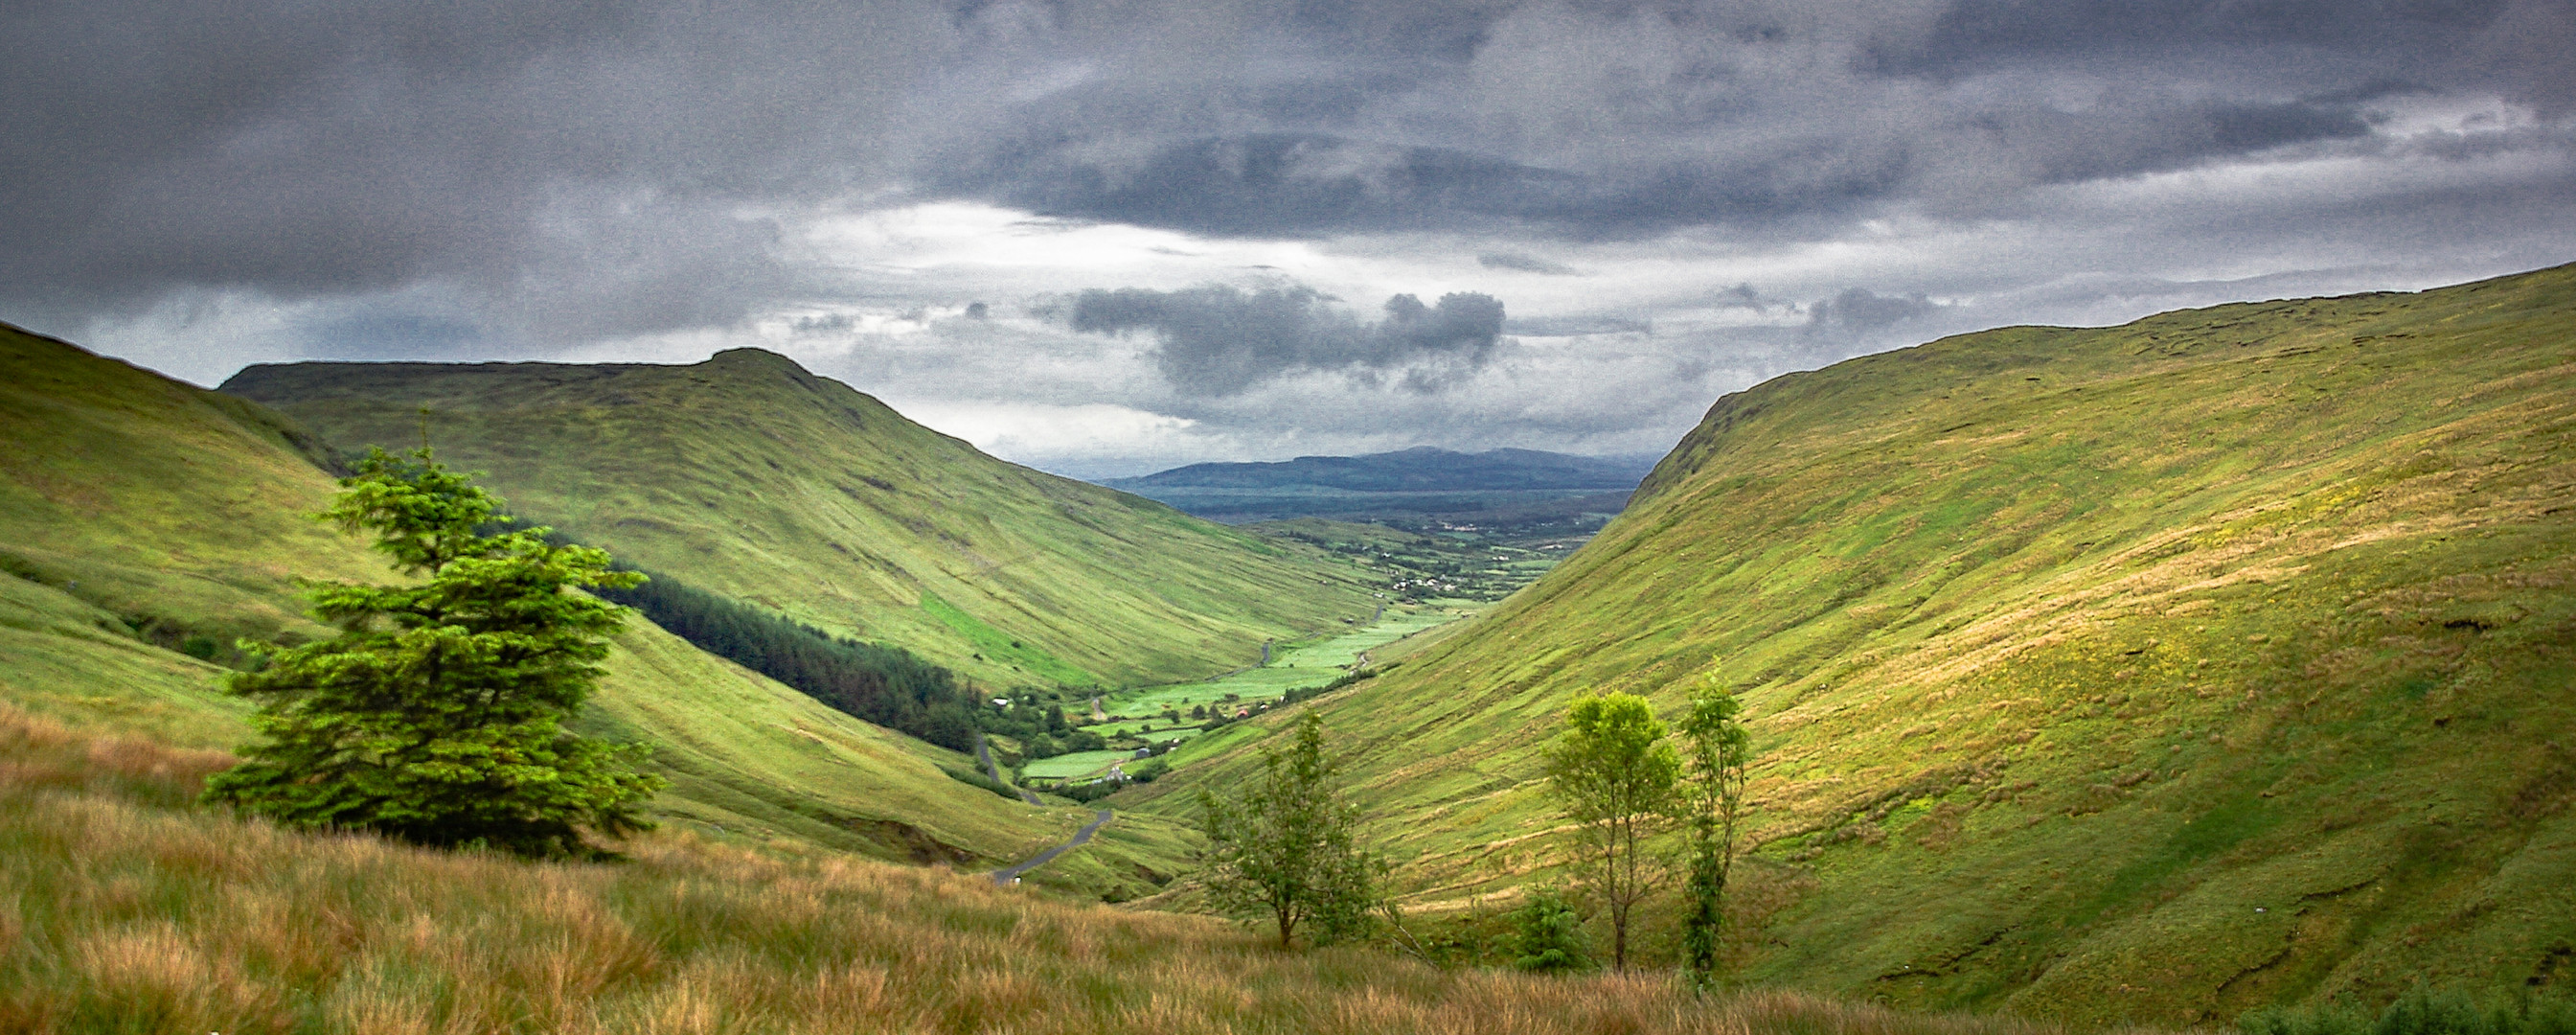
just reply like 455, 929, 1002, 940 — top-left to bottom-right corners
202, 447, 665, 857
1510, 886, 1591, 973
1198, 711, 1382, 948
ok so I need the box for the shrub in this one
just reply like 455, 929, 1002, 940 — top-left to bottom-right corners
1512, 887, 1591, 973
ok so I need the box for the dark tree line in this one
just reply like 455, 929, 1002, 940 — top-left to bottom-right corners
592, 571, 1006, 752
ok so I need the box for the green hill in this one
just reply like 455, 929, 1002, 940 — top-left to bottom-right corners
0, 325, 1183, 893
221, 350, 1378, 690
1128, 264, 2576, 1023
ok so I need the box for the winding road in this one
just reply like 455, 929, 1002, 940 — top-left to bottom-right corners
974, 732, 1044, 805
991, 809, 1113, 886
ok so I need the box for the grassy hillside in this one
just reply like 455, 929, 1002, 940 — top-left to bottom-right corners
0, 325, 1182, 891
1131, 264, 2576, 1024
0, 703, 2124, 1035
221, 350, 1379, 690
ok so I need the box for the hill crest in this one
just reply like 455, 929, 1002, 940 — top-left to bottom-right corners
221, 348, 1379, 690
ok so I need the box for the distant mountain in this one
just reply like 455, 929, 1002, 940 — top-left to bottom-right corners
1104, 448, 1657, 525
1130, 264, 2576, 1021
222, 349, 1377, 691
1111, 447, 1656, 493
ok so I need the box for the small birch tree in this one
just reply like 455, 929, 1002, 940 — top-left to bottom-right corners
1541, 691, 1677, 971
1198, 711, 1380, 948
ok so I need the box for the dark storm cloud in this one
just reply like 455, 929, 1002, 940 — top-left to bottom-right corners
4, 0, 2568, 361
939, 130, 1917, 239
0, 0, 946, 340
1064, 283, 1506, 394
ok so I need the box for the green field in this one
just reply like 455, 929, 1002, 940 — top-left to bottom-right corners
1133, 264, 2576, 1024
1020, 748, 1146, 781
1096, 605, 1461, 718
222, 350, 1380, 692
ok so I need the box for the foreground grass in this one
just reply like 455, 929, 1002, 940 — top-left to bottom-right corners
2, 706, 2139, 1035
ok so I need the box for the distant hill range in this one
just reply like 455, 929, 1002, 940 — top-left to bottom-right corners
1104, 448, 1659, 525
222, 349, 1377, 691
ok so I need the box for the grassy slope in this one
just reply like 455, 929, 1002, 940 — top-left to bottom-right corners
0, 704, 2122, 1035
1135, 264, 2576, 1023
0, 326, 1182, 889
220, 350, 1379, 690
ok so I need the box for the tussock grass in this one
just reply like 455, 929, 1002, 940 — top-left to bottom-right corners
0, 704, 2144, 1035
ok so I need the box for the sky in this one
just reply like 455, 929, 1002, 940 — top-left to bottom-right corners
8, 0, 2572, 478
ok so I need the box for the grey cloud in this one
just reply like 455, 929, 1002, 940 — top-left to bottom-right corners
1808, 288, 1952, 332
1, 0, 946, 341
5, 0, 2568, 405
1507, 315, 1652, 336
1479, 252, 1583, 274
1065, 283, 1506, 394
795, 313, 858, 335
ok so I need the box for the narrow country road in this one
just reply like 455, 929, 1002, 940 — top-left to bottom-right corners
992, 809, 1113, 886
974, 732, 1044, 805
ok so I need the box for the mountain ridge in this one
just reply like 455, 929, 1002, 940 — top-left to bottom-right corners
222, 349, 1379, 691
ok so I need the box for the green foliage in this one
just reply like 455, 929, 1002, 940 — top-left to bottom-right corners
1543, 691, 1679, 970
1198, 711, 1382, 947
2241, 988, 2576, 1035
1511, 886, 1593, 973
1678, 679, 1754, 992
202, 448, 666, 857
1129, 756, 1171, 783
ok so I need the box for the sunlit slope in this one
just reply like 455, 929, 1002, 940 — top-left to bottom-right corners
1143, 264, 2576, 1022
223, 349, 1377, 689
0, 326, 1128, 875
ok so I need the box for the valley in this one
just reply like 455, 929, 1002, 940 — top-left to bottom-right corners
1, 263, 2570, 1032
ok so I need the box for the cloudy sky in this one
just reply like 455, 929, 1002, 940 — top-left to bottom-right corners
8, 0, 2571, 477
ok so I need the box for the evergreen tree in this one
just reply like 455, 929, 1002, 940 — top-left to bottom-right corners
1678, 679, 1755, 992
202, 448, 665, 857
1510, 886, 1591, 973
1198, 711, 1382, 947
1542, 691, 1678, 971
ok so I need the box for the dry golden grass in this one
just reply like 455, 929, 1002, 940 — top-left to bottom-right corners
0, 704, 2160, 1035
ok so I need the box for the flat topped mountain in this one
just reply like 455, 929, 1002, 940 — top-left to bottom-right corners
223, 349, 1377, 690
1130, 263, 2576, 1023
1109, 447, 1657, 493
